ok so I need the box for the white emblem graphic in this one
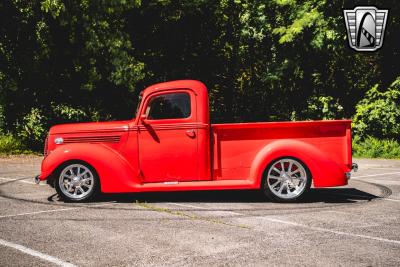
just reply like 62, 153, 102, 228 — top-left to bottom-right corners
343, 6, 389, 51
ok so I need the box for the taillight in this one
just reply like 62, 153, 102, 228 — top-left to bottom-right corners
44, 136, 48, 157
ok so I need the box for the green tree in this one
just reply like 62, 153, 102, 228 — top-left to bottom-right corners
353, 77, 400, 140
0, 0, 145, 131
0, 0, 399, 153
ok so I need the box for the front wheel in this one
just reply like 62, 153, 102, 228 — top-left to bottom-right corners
55, 162, 99, 202
261, 157, 311, 203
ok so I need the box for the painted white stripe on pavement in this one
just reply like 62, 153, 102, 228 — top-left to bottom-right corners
167, 201, 400, 245
167, 202, 210, 210
0, 238, 76, 267
324, 192, 400, 203
368, 167, 400, 170
0, 177, 45, 185
0, 207, 79, 218
264, 217, 400, 245
381, 198, 400, 202
167, 202, 243, 215
0, 202, 116, 219
353, 172, 400, 179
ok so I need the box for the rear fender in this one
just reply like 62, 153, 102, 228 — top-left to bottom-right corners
249, 139, 347, 188
40, 143, 139, 193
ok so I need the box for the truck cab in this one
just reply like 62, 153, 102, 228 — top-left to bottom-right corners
135, 81, 211, 182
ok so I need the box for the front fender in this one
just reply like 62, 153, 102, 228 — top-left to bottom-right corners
249, 139, 347, 188
40, 143, 139, 193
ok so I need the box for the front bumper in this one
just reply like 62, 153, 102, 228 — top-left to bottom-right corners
34, 167, 53, 184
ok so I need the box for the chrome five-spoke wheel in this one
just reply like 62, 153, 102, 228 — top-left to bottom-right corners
56, 163, 98, 202
262, 158, 311, 202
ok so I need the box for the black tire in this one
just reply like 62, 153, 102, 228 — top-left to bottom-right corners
261, 157, 311, 203
54, 161, 99, 202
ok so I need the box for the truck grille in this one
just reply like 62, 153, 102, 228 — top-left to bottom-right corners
63, 136, 121, 144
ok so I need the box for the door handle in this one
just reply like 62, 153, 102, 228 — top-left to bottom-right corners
185, 129, 196, 138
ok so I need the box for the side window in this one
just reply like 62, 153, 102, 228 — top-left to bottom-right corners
146, 93, 191, 120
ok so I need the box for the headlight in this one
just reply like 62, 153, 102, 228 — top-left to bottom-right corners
54, 137, 64, 145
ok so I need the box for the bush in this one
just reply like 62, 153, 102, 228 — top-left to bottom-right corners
0, 133, 32, 155
353, 77, 400, 139
353, 136, 400, 159
14, 104, 106, 151
51, 103, 89, 123
16, 108, 47, 150
293, 95, 344, 120
307, 96, 344, 120
50, 103, 110, 123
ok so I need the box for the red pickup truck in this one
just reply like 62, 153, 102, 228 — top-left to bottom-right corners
36, 80, 357, 202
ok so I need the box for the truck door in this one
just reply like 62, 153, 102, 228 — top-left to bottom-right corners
138, 90, 198, 182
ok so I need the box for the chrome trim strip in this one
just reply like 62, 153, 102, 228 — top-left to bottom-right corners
137, 123, 208, 131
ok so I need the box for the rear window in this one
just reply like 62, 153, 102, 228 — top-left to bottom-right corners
146, 93, 191, 120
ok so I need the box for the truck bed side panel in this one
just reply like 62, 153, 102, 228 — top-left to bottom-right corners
211, 120, 352, 187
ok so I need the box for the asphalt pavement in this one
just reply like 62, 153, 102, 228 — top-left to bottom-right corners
0, 156, 399, 266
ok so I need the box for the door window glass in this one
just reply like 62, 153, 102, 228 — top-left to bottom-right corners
146, 93, 191, 120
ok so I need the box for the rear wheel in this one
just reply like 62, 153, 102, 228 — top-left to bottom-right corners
55, 162, 99, 202
261, 157, 311, 202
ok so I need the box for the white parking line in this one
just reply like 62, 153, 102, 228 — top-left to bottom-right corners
167, 202, 244, 216
325, 210, 351, 215
168, 202, 241, 211
0, 177, 45, 185
264, 217, 400, 245
328, 192, 373, 199
167, 202, 210, 210
167, 202, 400, 245
0, 202, 116, 219
381, 198, 400, 202
323, 192, 400, 203
0, 207, 79, 219
353, 172, 400, 178
0, 238, 76, 267
367, 167, 400, 170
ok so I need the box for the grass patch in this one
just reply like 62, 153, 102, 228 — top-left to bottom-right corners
353, 136, 400, 159
0, 133, 35, 155
136, 201, 250, 229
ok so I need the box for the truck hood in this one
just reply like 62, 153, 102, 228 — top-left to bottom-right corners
49, 120, 131, 135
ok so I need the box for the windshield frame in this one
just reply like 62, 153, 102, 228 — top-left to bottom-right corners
134, 92, 143, 118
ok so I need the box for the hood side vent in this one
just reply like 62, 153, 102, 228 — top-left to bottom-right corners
63, 135, 121, 144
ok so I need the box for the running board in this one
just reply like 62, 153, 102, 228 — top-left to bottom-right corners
136, 180, 256, 192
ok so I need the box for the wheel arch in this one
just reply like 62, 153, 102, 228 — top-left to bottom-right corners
40, 143, 139, 193
261, 155, 311, 180
47, 159, 98, 187
249, 139, 346, 188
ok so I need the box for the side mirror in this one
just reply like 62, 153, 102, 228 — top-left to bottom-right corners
140, 114, 148, 122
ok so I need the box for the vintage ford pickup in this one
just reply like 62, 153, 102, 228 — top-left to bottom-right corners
36, 80, 357, 202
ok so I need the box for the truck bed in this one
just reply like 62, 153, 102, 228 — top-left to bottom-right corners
211, 120, 352, 187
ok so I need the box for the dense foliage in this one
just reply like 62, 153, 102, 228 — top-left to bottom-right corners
0, 0, 399, 154
353, 77, 400, 140
353, 136, 400, 159
0, 133, 30, 154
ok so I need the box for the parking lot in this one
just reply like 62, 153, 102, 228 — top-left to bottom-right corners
0, 156, 399, 266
